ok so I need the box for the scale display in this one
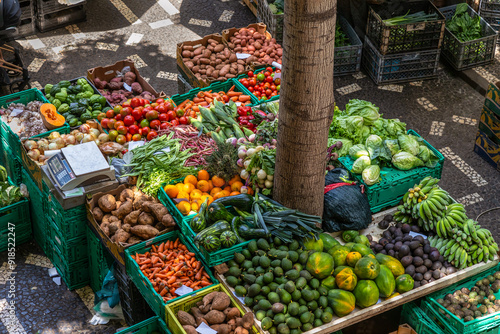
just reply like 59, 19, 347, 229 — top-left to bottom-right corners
47, 154, 75, 188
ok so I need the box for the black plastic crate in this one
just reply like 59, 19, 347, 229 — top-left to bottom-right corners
335, 16, 363, 76
177, 73, 193, 95
480, 0, 500, 15
36, 0, 87, 15
366, 1, 446, 55
482, 11, 500, 38
439, 4, 498, 70
257, 0, 283, 43
114, 264, 155, 326
362, 36, 440, 85
20, 0, 35, 20
17, 18, 35, 38
36, 4, 86, 33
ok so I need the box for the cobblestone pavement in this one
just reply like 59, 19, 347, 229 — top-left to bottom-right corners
0, 0, 499, 333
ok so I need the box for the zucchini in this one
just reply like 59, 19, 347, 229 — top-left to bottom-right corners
207, 202, 235, 224
231, 217, 244, 243
212, 194, 254, 212
194, 220, 231, 242
238, 224, 268, 239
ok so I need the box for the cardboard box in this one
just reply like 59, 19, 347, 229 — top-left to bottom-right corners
389, 324, 417, 334
474, 130, 500, 172
485, 82, 500, 117
87, 60, 166, 103
86, 186, 173, 266
480, 103, 500, 146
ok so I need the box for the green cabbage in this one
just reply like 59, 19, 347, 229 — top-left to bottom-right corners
362, 165, 381, 185
351, 156, 371, 174
365, 135, 386, 160
386, 119, 407, 137
384, 139, 400, 156
392, 152, 424, 170
417, 145, 431, 162
345, 99, 380, 125
349, 144, 369, 160
398, 134, 420, 156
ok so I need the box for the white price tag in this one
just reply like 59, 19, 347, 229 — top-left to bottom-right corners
175, 285, 194, 296
196, 322, 217, 334
128, 141, 145, 151
236, 296, 245, 304
271, 61, 282, 70
274, 73, 281, 80
10, 108, 24, 117
409, 231, 427, 239
236, 53, 251, 59
123, 83, 132, 92
235, 102, 242, 106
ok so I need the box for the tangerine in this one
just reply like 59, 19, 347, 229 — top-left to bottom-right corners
213, 192, 227, 200
164, 185, 179, 198
200, 194, 214, 205
197, 180, 210, 192
229, 175, 242, 185
182, 183, 196, 194
223, 186, 231, 193
184, 175, 198, 186
229, 191, 241, 196
212, 175, 225, 188
231, 181, 244, 192
190, 189, 203, 201
176, 201, 191, 215
198, 170, 210, 181
210, 187, 222, 196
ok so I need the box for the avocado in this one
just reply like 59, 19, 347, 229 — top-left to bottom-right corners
281, 258, 293, 271
255, 276, 264, 286
268, 292, 280, 304
288, 251, 299, 263
258, 299, 272, 311
318, 286, 328, 296
271, 259, 282, 267
257, 238, 270, 251
296, 277, 307, 290
274, 313, 286, 324
312, 290, 320, 301
278, 245, 289, 252
234, 253, 246, 264
300, 312, 313, 324
252, 256, 261, 267
255, 266, 266, 275
319, 296, 328, 309
286, 317, 301, 329
257, 250, 266, 256
324, 307, 333, 314
274, 237, 282, 246
263, 272, 274, 284
289, 240, 300, 251
255, 295, 266, 303
300, 270, 313, 281
321, 311, 333, 323
256, 310, 266, 321
313, 318, 324, 327
261, 317, 273, 330
266, 309, 274, 318
307, 300, 319, 311
299, 252, 309, 265
244, 296, 253, 306
293, 263, 303, 272
301, 323, 313, 332
314, 308, 323, 320
226, 276, 239, 288
268, 282, 279, 292
275, 276, 287, 285
260, 256, 271, 268
310, 278, 320, 289
286, 269, 300, 280
242, 274, 256, 284
242, 249, 252, 259
288, 302, 300, 316
269, 327, 277, 334
248, 240, 258, 254
301, 289, 315, 302
291, 289, 301, 301
248, 283, 262, 297
274, 267, 284, 277
272, 302, 285, 314
235, 285, 247, 297
261, 286, 271, 296
277, 250, 289, 260
279, 289, 292, 304
285, 281, 296, 294
298, 298, 307, 306
242, 260, 253, 270
247, 268, 255, 275
277, 323, 290, 334
227, 266, 242, 277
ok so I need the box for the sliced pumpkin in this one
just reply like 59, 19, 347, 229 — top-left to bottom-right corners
40, 103, 65, 130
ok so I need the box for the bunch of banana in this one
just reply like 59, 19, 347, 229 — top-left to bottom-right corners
435, 203, 467, 238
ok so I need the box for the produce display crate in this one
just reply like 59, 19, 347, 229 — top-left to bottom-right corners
439, 4, 498, 71
0, 88, 68, 166
20, 0, 35, 20
124, 231, 219, 321
87, 225, 115, 293
257, 0, 284, 44
177, 73, 194, 95
338, 129, 444, 213
480, 0, 500, 14
158, 178, 195, 228
480, 101, 500, 145
48, 239, 90, 290
401, 302, 445, 334
166, 284, 259, 334
222, 22, 272, 47
115, 316, 171, 334
17, 18, 35, 38
335, 16, 363, 76
36, 4, 87, 33
482, 12, 500, 34
485, 81, 500, 118
243, 0, 258, 17
115, 263, 156, 326
36, 0, 87, 15
474, 130, 500, 172
0, 178, 31, 252
0, 142, 22, 185
47, 217, 88, 263
366, 1, 446, 55
423, 264, 500, 334
22, 170, 48, 252
362, 36, 440, 85
170, 77, 259, 107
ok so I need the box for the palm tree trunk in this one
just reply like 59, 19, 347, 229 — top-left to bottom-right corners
273, 0, 337, 217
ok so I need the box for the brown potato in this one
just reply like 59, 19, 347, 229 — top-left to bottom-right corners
98, 194, 116, 213
93, 207, 104, 222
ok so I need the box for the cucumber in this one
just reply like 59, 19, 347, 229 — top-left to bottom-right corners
212, 194, 254, 212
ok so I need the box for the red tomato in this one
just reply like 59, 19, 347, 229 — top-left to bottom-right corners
117, 125, 128, 135
113, 105, 122, 115
116, 135, 127, 145
108, 119, 117, 130
156, 98, 165, 104
266, 76, 273, 83
141, 126, 150, 135
165, 101, 174, 110
150, 119, 161, 129
132, 134, 142, 141
123, 115, 135, 126
130, 98, 141, 108
115, 120, 125, 129
241, 79, 249, 88
158, 113, 168, 122
167, 110, 176, 121
128, 124, 139, 135
264, 71, 271, 77
274, 78, 281, 85
160, 122, 170, 130
120, 109, 129, 118
248, 71, 254, 77
122, 101, 131, 108
106, 109, 115, 118
114, 114, 122, 121
248, 86, 254, 92
171, 119, 179, 127
122, 106, 132, 115
101, 118, 110, 128
150, 103, 158, 108
179, 116, 188, 125
126, 133, 133, 142
249, 78, 257, 86
139, 98, 148, 106
147, 130, 158, 141
131, 109, 142, 121
270, 84, 277, 91
266, 89, 273, 96
146, 110, 158, 121
157, 104, 167, 113
254, 91, 261, 97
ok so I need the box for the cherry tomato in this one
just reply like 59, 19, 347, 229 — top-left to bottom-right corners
147, 130, 158, 141
114, 114, 122, 121
248, 86, 254, 92
128, 125, 139, 135
179, 116, 189, 125
266, 76, 273, 83
160, 122, 170, 130
254, 91, 261, 97
266, 89, 273, 96
123, 115, 135, 126
264, 71, 271, 77
270, 85, 276, 91
266, 67, 273, 73
249, 78, 257, 86
132, 134, 142, 141
101, 118, 109, 128
140, 119, 150, 128
156, 98, 165, 104
241, 79, 249, 88
171, 119, 179, 127
126, 133, 133, 142
274, 78, 281, 85
167, 110, 177, 121
113, 105, 122, 115
106, 109, 115, 118
150, 119, 161, 129
247, 71, 254, 77
276, 85, 280, 91
158, 113, 168, 122
141, 126, 150, 135
131, 109, 142, 121
256, 73, 265, 81
130, 98, 141, 108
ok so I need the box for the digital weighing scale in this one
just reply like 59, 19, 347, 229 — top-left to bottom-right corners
47, 141, 116, 191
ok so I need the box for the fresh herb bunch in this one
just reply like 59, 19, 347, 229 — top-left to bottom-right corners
206, 141, 239, 182
383, 10, 439, 26
335, 24, 350, 47
447, 3, 482, 42
268, 0, 284, 14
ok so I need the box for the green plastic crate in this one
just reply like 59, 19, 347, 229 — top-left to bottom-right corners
87, 225, 114, 293
115, 316, 171, 334
157, 178, 196, 228
402, 302, 445, 334
338, 129, 444, 213
424, 264, 500, 334
170, 78, 259, 107
0, 178, 31, 252
47, 217, 88, 263
43, 187, 87, 239
48, 239, 90, 290
0, 140, 22, 185
125, 230, 219, 322
0, 88, 70, 160
22, 169, 48, 252
247, 67, 280, 104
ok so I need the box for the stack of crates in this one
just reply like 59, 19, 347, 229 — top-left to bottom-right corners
22, 170, 46, 251
35, 0, 87, 32
475, 82, 500, 172
18, 0, 36, 37
480, 0, 500, 34
363, 0, 445, 84
87, 226, 114, 293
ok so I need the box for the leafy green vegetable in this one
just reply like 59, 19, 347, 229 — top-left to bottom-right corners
392, 152, 424, 170
383, 11, 439, 26
345, 99, 380, 125
398, 134, 420, 156
384, 139, 400, 156
328, 138, 352, 157
351, 156, 371, 174
365, 134, 391, 161
447, 3, 482, 42
362, 165, 381, 185
335, 24, 350, 47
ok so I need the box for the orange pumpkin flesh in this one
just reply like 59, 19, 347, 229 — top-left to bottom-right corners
40, 103, 65, 130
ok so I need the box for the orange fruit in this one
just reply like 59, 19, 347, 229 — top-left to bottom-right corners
201, 194, 214, 205
190, 189, 203, 201
223, 186, 231, 193
182, 183, 196, 194
212, 175, 225, 188
175, 183, 184, 191
213, 192, 227, 200
207, 180, 214, 191
176, 201, 191, 215
198, 170, 210, 181
210, 187, 222, 196
184, 175, 198, 186
164, 185, 179, 198
191, 200, 201, 212
220, 190, 230, 197
229, 175, 242, 185
177, 191, 190, 200
231, 181, 244, 192
197, 180, 210, 193
229, 191, 240, 196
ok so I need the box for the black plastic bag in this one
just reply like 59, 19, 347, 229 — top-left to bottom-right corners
322, 168, 372, 232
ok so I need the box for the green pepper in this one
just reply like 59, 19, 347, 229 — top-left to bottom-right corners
78, 98, 89, 107
342, 230, 360, 243
52, 99, 62, 109
92, 110, 101, 118
82, 83, 93, 93
91, 103, 102, 111
59, 104, 70, 114
67, 85, 82, 95
50, 85, 61, 96
59, 80, 71, 88
68, 118, 79, 127
80, 112, 92, 123
55, 89, 67, 102
66, 114, 76, 120
98, 95, 107, 107
61, 112, 70, 119
48, 96, 55, 103
66, 95, 76, 103
44, 84, 53, 94
76, 92, 85, 100
82, 91, 93, 99
45, 94, 52, 100
89, 94, 101, 105
76, 78, 87, 86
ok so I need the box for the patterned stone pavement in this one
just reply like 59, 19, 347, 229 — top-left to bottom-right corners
0, 0, 499, 333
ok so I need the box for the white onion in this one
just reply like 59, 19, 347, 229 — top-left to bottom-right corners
64, 135, 76, 145
75, 133, 84, 142
257, 169, 267, 180
27, 149, 40, 161
90, 128, 101, 139
82, 134, 94, 143
240, 169, 249, 180
267, 174, 274, 181
238, 149, 247, 159
79, 124, 91, 134
48, 132, 60, 140
24, 140, 38, 150
53, 137, 65, 149
48, 143, 58, 150
247, 148, 256, 157
98, 133, 109, 143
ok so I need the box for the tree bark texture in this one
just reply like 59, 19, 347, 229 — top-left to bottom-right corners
273, 0, 336, 217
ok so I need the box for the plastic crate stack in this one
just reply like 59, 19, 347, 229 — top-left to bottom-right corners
480, 0, 500, 35
401, 302, 445, 334
363, 0, 445, 84
87, 226, 115, 293
35, 0, 87, 33
18, 0, 36, 37
474, 82, 500, 172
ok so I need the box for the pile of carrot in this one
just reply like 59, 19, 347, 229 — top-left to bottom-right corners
131, 238, 212, 302
175, 86, 252, 118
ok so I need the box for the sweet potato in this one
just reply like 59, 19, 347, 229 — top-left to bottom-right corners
114, 229, 131, 243
178, 311, 196, 327
234, 327, 249, 334
183, 326, 197, 334
93, 207, 104, 222
144, 202, 169, 222
202, 291, 218, 308
122, 223, 131, 233
131, 82, 143, 95
119, 188, 134, 202
138, 212, 155, 225
204, 310, 225, 324
131, 225, 159, 239
124, 71, 136, 85
211, 324, 231, 334
108, 220, 122, 235
100, 221, 110, 236
124, 210, 141, 225
224, 308, 240, 321
212, 292, 231, 311
162, 214, 175, 227
98, 194, 116, 212
240, 313, 253, 330
114, 200, 133, 219
126, 235, 141, 245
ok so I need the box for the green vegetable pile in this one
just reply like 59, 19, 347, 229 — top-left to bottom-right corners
268, 0, 283, 14
0, 167, 24, 208
383, 11, 439, 26
45, 79, 110, 127
446, 3, 482, 42
335, 24, 350, 48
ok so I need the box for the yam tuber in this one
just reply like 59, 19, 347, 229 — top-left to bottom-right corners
108, 220, 122, 235
100, 221, 110, 236
144, 202, 169, 222
93, 207, 104, 222
183, 326, 197, 334
202, 291, 219, 308
131, 82, 143, 95
115, 201, 133, 219
130, 225, 159, 239
122, 223, 131, 232
212, 292, 231, 311
98, 194, 116, 212
234, 327, 249, 334
240, 313, 253, 330
123, 71, 136, 85
126, 236, 141, 245
138, 212, 155, 225
204, 310, 225, 325
211, 324, 231, 334
124, 210, 141, 225
178, 311, 196, 327
224, 308, 240, 321
119, 188, 134, 202
162, 214, 175, 227
114, 229, 131, 243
